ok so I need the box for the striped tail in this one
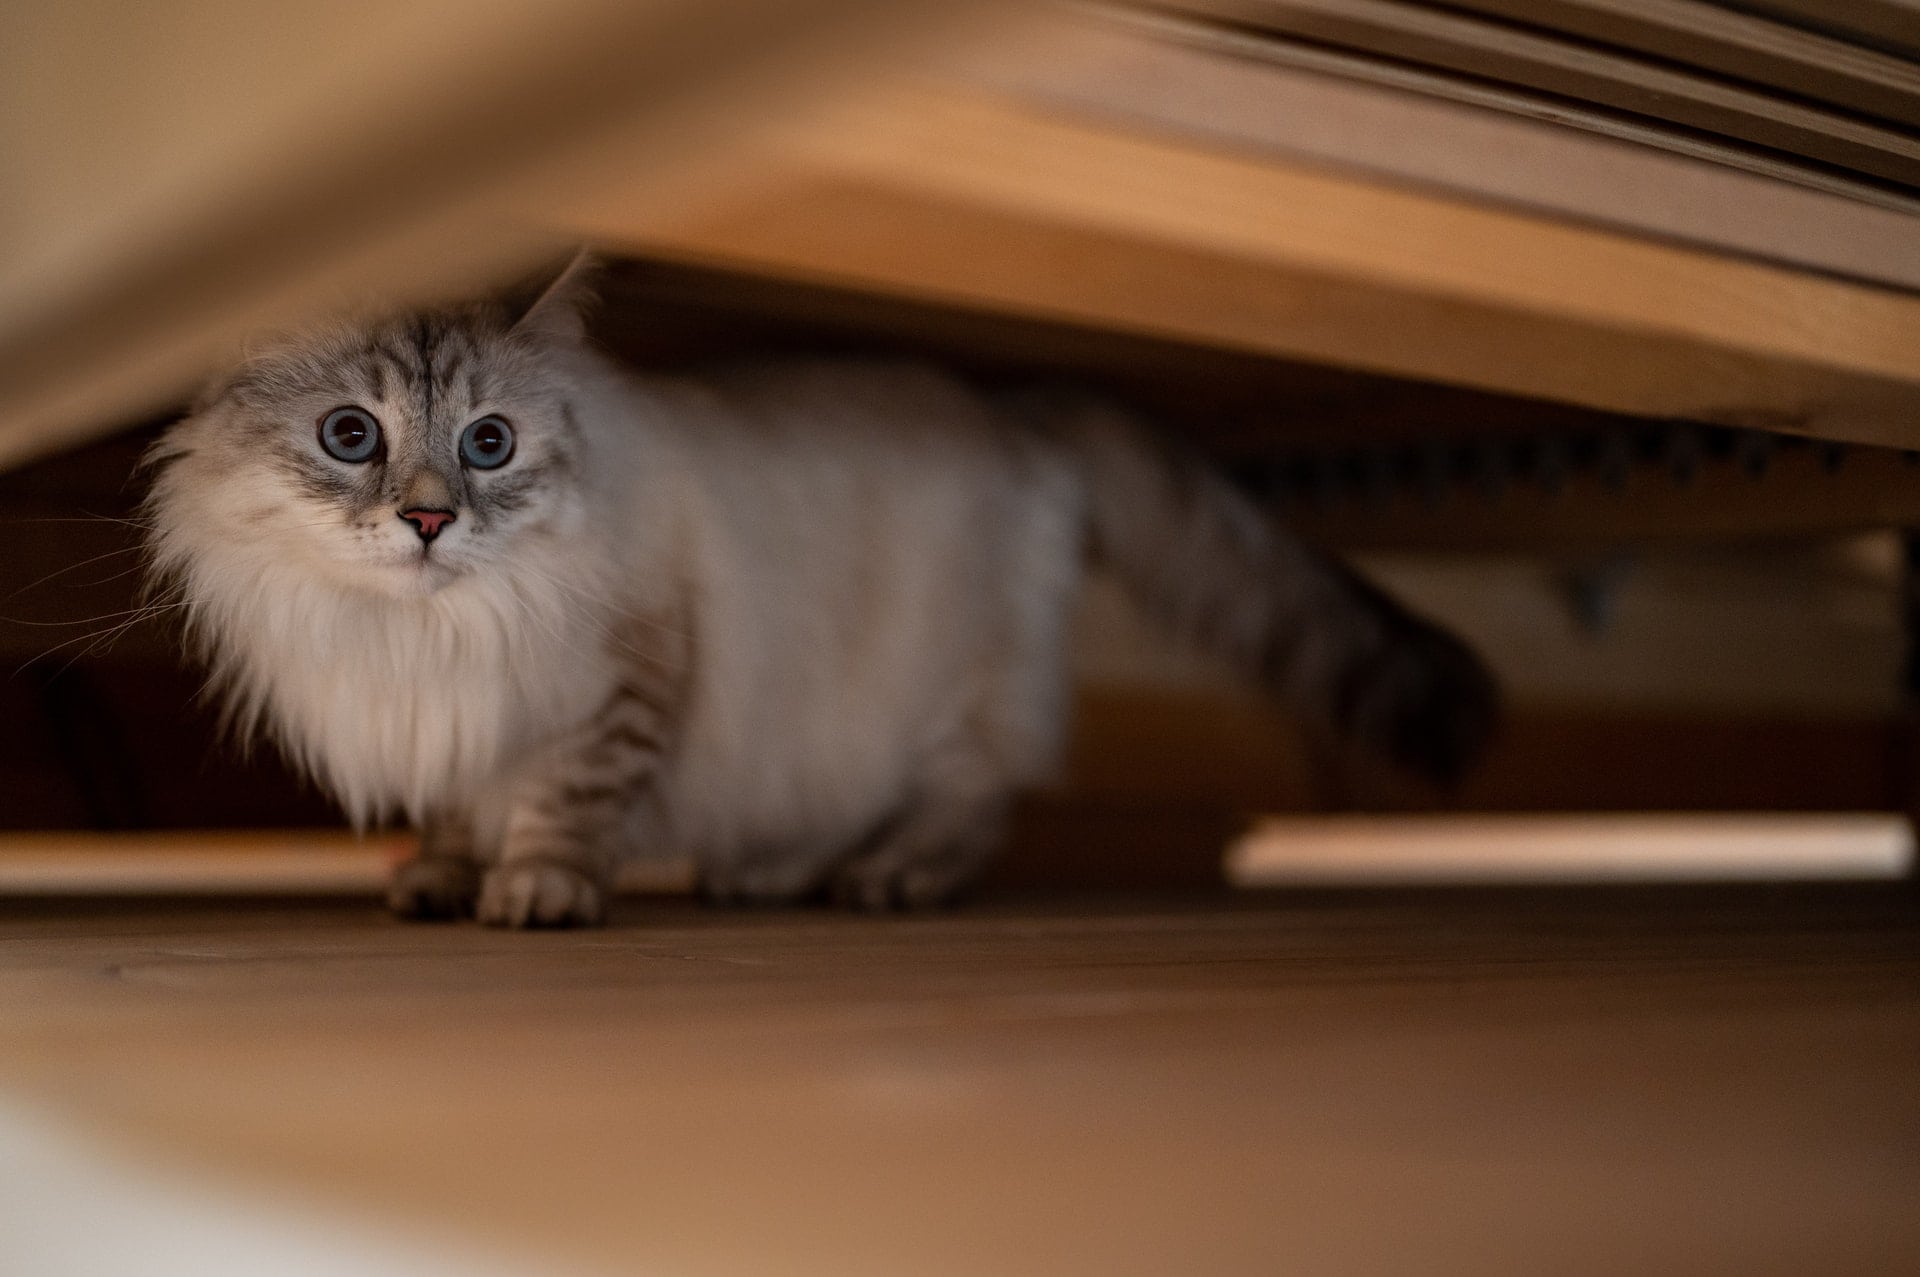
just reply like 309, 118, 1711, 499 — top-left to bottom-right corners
1052, 396, 1499, 785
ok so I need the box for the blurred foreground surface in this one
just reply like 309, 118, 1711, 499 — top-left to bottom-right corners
0, 887, 1915, 1276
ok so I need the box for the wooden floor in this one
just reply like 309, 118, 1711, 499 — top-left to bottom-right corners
1, 886, 1916, 1275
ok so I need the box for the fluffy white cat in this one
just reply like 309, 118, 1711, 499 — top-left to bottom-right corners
145, 257, 1495, 927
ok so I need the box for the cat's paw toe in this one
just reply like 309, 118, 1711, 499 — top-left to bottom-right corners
478, 860, 605, 928
697, 879, 793, 909
830, 859, 970, 912
387, 855, 481, 921
697, 859, 819, 908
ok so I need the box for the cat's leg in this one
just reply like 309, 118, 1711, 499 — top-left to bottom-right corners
830, 743, 1014, 911
478, 680, 673, 929
387, 813, 483, 920
697, 845, 832, 907
702, 852, 829, 902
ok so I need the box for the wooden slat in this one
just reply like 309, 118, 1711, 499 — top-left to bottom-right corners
984, 14, 1920, 291
540, 77, 1920, 448
0, 831, 699, 896
1227, 813, 1917, 884
0, 0, 939, 473
1117, 6, 1920, 213
1190, 0, 1920, 188
1445, 0, 1920, 128
13, 2, 1920, 468
0, 831, 397, 895
1743, 0, 1920, 63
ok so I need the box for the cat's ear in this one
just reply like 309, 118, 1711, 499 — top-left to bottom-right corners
507, 248, 602, 345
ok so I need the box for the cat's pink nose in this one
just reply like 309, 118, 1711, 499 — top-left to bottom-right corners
399, 508, 455, 543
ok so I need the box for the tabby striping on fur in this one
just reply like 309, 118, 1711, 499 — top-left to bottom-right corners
145, 254, 1497, 927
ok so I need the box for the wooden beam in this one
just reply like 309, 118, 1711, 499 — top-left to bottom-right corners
1741, 0, 1920, 64
14, 2, 1920, 467
0, 831, 698, 896
1192, 0, 1920, 186
545, 78, 1920, 448
1113, 9, 1920, 215
0, 0, 934, 472
0, 831, 396, 896
1441, 0, 1920, 130
977, 15, 1920, 290
1226, 813, 1916, 884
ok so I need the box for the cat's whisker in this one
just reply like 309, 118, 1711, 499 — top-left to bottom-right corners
535, 574, 683, 670
512, 580, 643, 671
67, 559, 159, 590
1, 543, 151, 605
15, 597, 189, 677
0, 513, 156, 531
251, 517, 356, 536
64, 620, 152, 668
488, 575, 564, 646
2, 593, 186, 628
539, 569, 689, 646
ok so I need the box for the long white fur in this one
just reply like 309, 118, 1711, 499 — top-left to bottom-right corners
147, 274, 1493, 907
148, 340, 1082, 883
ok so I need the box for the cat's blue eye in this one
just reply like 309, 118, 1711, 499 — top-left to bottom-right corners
318, 406, 382, 464
460, 415, 515, 470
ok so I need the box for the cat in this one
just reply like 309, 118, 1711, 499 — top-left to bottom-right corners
143, 255, 1497, 927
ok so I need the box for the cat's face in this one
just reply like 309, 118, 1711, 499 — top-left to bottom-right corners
165, 304, 583, 599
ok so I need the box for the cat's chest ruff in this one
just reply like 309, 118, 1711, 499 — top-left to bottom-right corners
248, 574, 609, 822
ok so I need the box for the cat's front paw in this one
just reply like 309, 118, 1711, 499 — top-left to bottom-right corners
830, 857, 975, 912
478, 859, 606, 928
387, 855, 481, 921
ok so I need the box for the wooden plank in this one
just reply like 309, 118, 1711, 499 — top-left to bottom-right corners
1444, 0, 1920, 129
544, 80, 1920, 448
13, 1, 1920, 470
1226, 812, 1917, 884
0, 893, 1914, 1274
1189, 0, 1920, 187
981, 14, 1920, 291
1743, 0, 1920, 62
1109, 6, 1920, 213
0, 0, 937, 473
0, 831, 397, 895
0, 831, 700, 896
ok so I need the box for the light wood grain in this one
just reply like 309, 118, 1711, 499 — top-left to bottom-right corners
1197, 0, 1920, 185
0, 831, 398, 895
1110, 6, 1920, 212
1744, 0, 1920, 63
0, 0, 938, 472
16, 2, 1920, 468
984, 14, 1920, 290
550, 77, 1920, 447
0, 831, 705, 897
1445, 0, 1920, 129
1227, 813, 1916, 884
0, 890, 1913, 1274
